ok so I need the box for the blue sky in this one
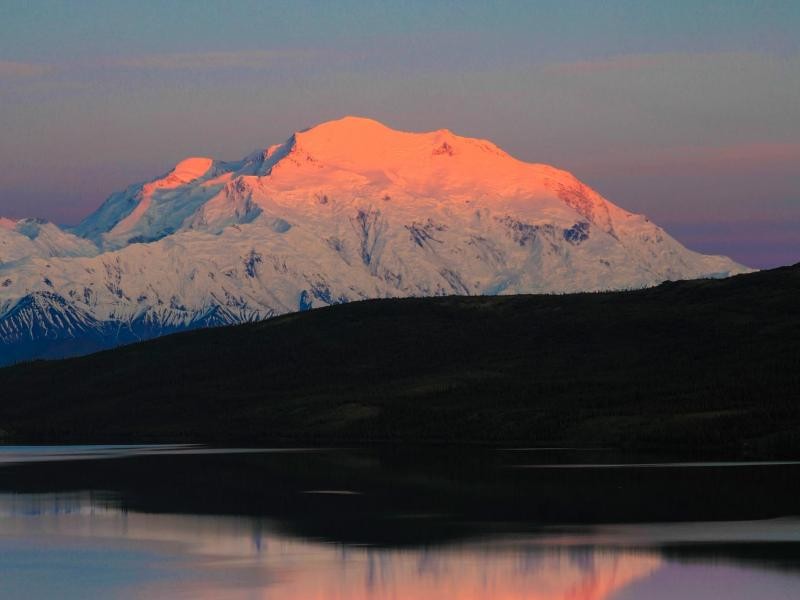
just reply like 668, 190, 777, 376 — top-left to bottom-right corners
1, 0, 798, 267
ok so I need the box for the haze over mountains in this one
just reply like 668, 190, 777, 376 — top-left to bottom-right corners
0, 117, 748, 365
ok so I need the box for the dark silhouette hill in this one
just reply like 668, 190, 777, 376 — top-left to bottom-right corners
0, 264, 798, 454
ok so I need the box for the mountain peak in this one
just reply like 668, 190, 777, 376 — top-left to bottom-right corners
293, 115, 402, 153
174, 156, 214, 178
280, 116, 525, 195
300, 115, 389, 133
148, 156, 214, 191
294, 116, 463, 151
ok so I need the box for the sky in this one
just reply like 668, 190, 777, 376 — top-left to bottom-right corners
0, 0, 798, 268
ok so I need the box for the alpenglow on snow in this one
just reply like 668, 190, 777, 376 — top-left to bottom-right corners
0, 116, 749, 364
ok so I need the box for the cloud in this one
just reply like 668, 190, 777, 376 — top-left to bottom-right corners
677, 142, 800, 171
107, 50, 316, 70
544, 55, 669, 75
0, 60, 52, 78
1, 50, 321, 81
574, 141, 800, 173
653, 141, 800, 170
542, 51, 798, 77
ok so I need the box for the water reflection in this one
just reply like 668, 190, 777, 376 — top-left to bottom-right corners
0, 493, 664, 599
1, 447, 800, 599
0, 444, 314, 465
2, 493, 800, 599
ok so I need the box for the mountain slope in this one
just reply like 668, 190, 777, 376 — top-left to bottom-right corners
0, 116, 749, 365
0, 264, 797, 452
0, 217, 97, 263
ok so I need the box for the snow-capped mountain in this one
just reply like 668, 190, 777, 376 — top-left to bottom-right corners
0, 116, 749, 365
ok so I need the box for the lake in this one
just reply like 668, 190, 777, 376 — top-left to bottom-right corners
0, 445, 799, 599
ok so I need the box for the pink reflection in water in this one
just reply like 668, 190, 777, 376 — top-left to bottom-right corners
1, 494, 799, 599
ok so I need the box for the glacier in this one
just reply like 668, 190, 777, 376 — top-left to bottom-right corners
0, 116, 750, 365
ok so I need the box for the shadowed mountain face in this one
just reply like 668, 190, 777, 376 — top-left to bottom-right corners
0, 117, 747, 365
0, 264, 797, 452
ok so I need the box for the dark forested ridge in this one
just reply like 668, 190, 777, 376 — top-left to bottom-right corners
0, 264, 798, 454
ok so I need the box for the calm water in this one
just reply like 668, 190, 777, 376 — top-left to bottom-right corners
0, 445, 799, 599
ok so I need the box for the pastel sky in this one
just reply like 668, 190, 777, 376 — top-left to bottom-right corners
1, 0, 798, 268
